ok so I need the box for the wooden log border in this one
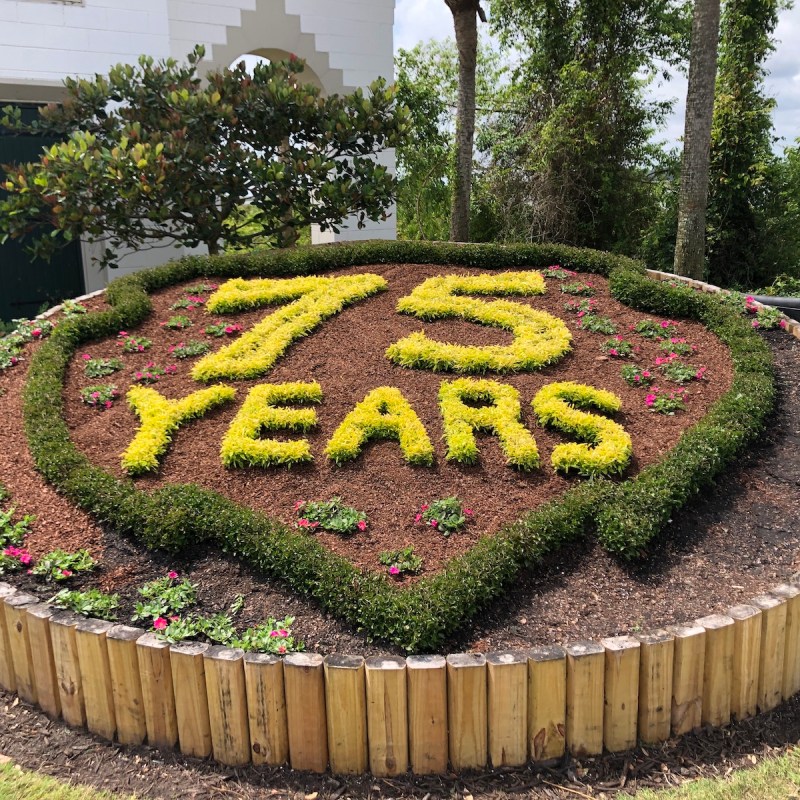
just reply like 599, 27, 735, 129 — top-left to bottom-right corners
1, 576, 799, 774
0, 274, 795, 775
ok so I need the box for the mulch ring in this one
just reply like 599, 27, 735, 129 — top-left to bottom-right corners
1, 687, 799, 799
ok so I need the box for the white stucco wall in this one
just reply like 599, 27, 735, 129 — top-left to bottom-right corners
0, 0, 397, 284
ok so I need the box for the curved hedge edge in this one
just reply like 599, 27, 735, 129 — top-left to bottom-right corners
599, 267, 776, 558
22, 240, 775, 652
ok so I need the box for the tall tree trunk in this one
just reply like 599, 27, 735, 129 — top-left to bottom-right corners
446, 0, 484, 242
673, 0, 721, 279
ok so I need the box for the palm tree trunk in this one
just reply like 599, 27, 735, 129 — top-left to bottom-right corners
446, 0, 483, 242
673, 0, 721, 279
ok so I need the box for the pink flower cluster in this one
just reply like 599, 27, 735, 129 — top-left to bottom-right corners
3, 545, 32, 565
298, 518, 320, 529
117, 332, 147, 352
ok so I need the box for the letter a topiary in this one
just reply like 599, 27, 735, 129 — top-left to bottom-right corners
439, 378, 540, 469
532, 381, 632, 477
221, 382, 323, 468
386, 272, 571, 373
325, 386, 434, 466
122, 384, 236, 476
192, 274, 387, 382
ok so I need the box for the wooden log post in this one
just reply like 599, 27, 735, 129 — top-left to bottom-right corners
284, 652, 328, 773
74, 618, 116, 741
528, 645, 566, 762
726, 605, 762, 721
364, 656, 408, 777
25, 603, 60, 719
600, 636, 640, 753
668, 624, 706, 735
565, 641, 605, 757
486, 651, 527, 767
106, 625, 146, 746
3, 592, 38, 704
696, 614, 734, 727
244, 653, 288, 766
0, 584, 17, 692
204, 646, 250, 767
170, 642, 212, 759
407, 655, 448, 775
750, 594, 787, 713
137, 633, 178, 749
49, 611, 85, 728
447, 653, 487, 771
770, 584, 800, 699
636, 630, 674, 744
324, 655, 368, 775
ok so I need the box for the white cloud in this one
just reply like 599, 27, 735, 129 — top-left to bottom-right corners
394, 0, 454, 53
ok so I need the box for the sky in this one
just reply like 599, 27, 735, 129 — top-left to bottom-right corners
394, 0, 800, 151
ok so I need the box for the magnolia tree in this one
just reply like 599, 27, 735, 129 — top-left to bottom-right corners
0, 46, 409, 266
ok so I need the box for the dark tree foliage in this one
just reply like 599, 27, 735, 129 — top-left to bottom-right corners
486, 0, 689, 253
0, 47, 408, 267
706, 0, 780, 288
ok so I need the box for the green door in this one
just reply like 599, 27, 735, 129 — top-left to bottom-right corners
0, 106, 85, 324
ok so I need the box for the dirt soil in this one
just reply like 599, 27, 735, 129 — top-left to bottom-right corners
0, 265, 798, 659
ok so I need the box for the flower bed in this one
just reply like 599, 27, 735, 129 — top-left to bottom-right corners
13, 241, 776, 652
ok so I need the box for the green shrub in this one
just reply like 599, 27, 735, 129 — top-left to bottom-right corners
22, 241, 775, 651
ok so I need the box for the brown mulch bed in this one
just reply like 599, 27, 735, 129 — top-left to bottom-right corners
0, 264, 798, 659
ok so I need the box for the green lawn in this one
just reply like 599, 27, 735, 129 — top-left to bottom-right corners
0, 763, 135, 800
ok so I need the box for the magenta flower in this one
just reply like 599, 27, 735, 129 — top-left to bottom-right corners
61, 569, 72, 577
82, 354, 92, 361
153, 617, 168, 631
429, 519, 438, 528
780, 319, 787, 329
32, 328, 42, 338
752, 319, 760, 328
103, 401, 113, 409
414, 513, 422, 523
464, 508, 473, 516
298, 518, 310, 528
278, 630, 289, 637
389, 566, 400, 575
19, 553, 32, 565
277, 644, 287, 654
357, 520, 367, 531
293, 500, 304, 511
168, 570, 178, 579
608, 348, 618, 356
269, 630, 280, 637
645, 394, 656, 407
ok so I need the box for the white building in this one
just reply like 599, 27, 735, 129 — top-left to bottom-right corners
0, 0, 396, 316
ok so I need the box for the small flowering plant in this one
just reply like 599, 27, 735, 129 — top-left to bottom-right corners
61, 299, 88, 318
205, 322, 243, 338
0, 545, 33, 575
132, 572, 198, 623
52, 588, 119, 621
0, 506, 35, 547
744, 299, 785, 330
117, 332, 152, 353
660, 360, 706, 385
161, 315, 193, 330
82, 355, 124, 378
601, 337, 636, 358
132, 362, 177, 384
169, 339, 211, 358
184, 282, 218, 294
379, 546, 423, 577
634, 318, 678, 339
13, 318, 55, 342
659, 338, 696, 357
31, 548, 95, 582
80, 384, 120, 409
0, 342, 21, 371
620, 364, 654, 388
170, 295, 206, 311
560, 281, 594, 296
232, 617, 303, 655
541, 264, 577, 279
416, 497, 472, 536
563, 297, 596, 314
645, 386, 687, 415
577, 314, 617, 334
295, 497, 367, 535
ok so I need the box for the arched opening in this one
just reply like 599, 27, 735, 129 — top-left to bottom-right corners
230, 49, 326, 93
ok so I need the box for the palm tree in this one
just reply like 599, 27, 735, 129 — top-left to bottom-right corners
673, 0, 721, 279
445, 0, 486, 241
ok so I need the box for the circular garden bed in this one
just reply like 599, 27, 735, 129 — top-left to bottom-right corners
0, 241, 797, 656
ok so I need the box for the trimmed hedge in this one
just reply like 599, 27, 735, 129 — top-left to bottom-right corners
22, 241, 775, 652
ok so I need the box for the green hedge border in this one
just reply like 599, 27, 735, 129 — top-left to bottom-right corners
22, 241, 775, 652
